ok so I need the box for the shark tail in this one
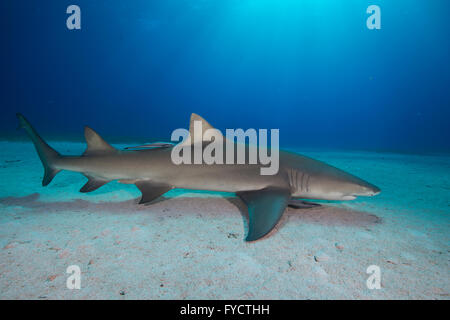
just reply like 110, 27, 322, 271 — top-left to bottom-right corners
17, 113, 61, 186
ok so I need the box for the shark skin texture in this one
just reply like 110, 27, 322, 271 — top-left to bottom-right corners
16, 113, 380, 241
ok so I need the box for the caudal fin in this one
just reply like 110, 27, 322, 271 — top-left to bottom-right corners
17, 113, 61, 186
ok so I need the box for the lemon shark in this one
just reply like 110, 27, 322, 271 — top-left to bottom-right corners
17, 113, 380, 241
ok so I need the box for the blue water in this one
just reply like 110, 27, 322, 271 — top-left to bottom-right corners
2, 0, 449, 152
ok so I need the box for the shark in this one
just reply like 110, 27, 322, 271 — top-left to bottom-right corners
17, 113, 380, 241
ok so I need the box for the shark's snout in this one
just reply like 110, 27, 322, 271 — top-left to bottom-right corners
354, 184, 381, 197
370, 185, 381, 196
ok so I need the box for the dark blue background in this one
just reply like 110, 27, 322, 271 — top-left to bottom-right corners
2, 0, 449, 151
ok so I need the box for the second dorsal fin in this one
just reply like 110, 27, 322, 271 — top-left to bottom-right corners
83, 126, 116, 155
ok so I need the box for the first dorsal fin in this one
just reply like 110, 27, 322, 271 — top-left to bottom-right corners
83, 126, 116, 155
180, 113, 224, 146
189, 113, 215, 135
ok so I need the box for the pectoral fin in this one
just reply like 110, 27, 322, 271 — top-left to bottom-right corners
80, 175, 110, 193
237, 188, 291, 241
135, 181, 172, 204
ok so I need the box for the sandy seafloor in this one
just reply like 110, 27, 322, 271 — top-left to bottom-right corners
0, 141, 448, 300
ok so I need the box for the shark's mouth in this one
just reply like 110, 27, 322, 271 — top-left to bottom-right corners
351, 190, 380, 198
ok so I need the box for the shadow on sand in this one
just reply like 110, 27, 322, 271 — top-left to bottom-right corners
0, 193, 382, 234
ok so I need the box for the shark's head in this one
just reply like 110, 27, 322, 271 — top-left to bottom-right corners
318, 177, 381, 200
289, 167, 381, 201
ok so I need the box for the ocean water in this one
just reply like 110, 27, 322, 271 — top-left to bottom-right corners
1, 1, 449, 299
3, 0, 449, 151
